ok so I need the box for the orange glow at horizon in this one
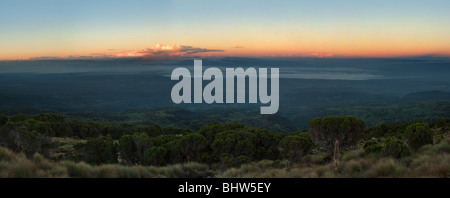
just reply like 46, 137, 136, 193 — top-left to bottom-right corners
2, 39, 450, 60
2, 1, 450, 61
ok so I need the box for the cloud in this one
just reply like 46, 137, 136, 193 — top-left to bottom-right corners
233, 45, 244, 49
26, 56, 62, 60
25, 44, 224, 60
109, 44, 224, 58
304, 52, 334, 58
129, 44, 224, 57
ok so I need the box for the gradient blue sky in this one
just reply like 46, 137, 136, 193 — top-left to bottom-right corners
1, 0, 450, 59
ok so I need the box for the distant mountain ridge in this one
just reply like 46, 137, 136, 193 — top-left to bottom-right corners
402, 90, 450, 101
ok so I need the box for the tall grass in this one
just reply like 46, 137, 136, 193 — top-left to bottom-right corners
217, 134, 450, 178
1, 133, 449, 178
0, 146, 211, 178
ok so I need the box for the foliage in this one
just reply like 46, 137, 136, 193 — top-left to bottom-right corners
118, 135, 136, 164
143, 146, 167, 166
405, 122, 433, 150
198, 122, 245, 144
279, 132, 313, 162
0, 114, 9, 126
435, 118, 450, 129
0, 112, 447, 174
309, 116, 365, 152
179, 133, 208, 162
1, 111, 450, 178
363, 140, 382, 154
212, 130, 255, 158
381, 138, 412, 159
250, 129, 284, 160
74, 135, 118, 164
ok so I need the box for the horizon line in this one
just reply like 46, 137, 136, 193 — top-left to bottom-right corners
1, 55, 450, 62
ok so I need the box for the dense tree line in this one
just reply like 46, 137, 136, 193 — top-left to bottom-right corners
0, 113, 447, 166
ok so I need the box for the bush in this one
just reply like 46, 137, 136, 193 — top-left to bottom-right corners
309, 116, 365, 153
369, 123, 389, 137
381, 138, 412, 159
235, 155, 252, 167
405, 122, 433, 150
0, 114, 8, 126
218, 153, 251, 168
143, 146, 167, 166
118, 135, 137, 164
180, 133, 207, 161
435, 118, 450, 129
363, 140, 382, 154
279, 134, 313, 162
251, 129, 283, 160
75, 135, 118, 164
212, 130, 255, 159
198, 122, 245, 144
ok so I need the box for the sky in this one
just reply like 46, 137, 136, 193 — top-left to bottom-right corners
1, 0, 450, 60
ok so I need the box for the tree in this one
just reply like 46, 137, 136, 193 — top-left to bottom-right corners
0, 114, 8, 126
369, 123, 389, 137
162, 126, 190, 135
33, 113, 65, 122
118, 134, 137, 164
212, 130, 255, 159
251, 129, 284, 160
309, 116, 365, 153
198, 122, 245, 144
143, 146, 167, 166
103, 134, 118, 163
180, 133, 207, 161
9, 114, 31, 122
166, 139, 183, 164
435, 118, 450, 129
75, 135, 118, 164
405, 122, 433, 150
14, 129, 50, 156
279, 133, 313, 163
103, 126, 127, 140
131, 132, 152, 163
70, 121, 102, 138
133, 124, 162, 137
1, 121, 50, 156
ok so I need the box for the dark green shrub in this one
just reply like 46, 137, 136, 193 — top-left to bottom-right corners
131, 132, 152, 163
218, 153, 251, 168
279, 134, 313, 162
234, 155, 251, 167
69, 121, 102, 138
0, 114, 8, 126
166, 139, 183, 164
143, 146, 167, 166
198, 122, 245, 144
180, 133, 207, 161
381, 138, 412, 158
219, 153, 234, 169
363, 140, 382, 154
369, 123, 389, 137
405, 122, 433, 150
212, 130, 255, 159
309, 116, 365, 153
200, 152, 214, 164
252, 129, 284, 160
118, 135, 137, 164
75, 134, 118, 164
435, 118, 450, 129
